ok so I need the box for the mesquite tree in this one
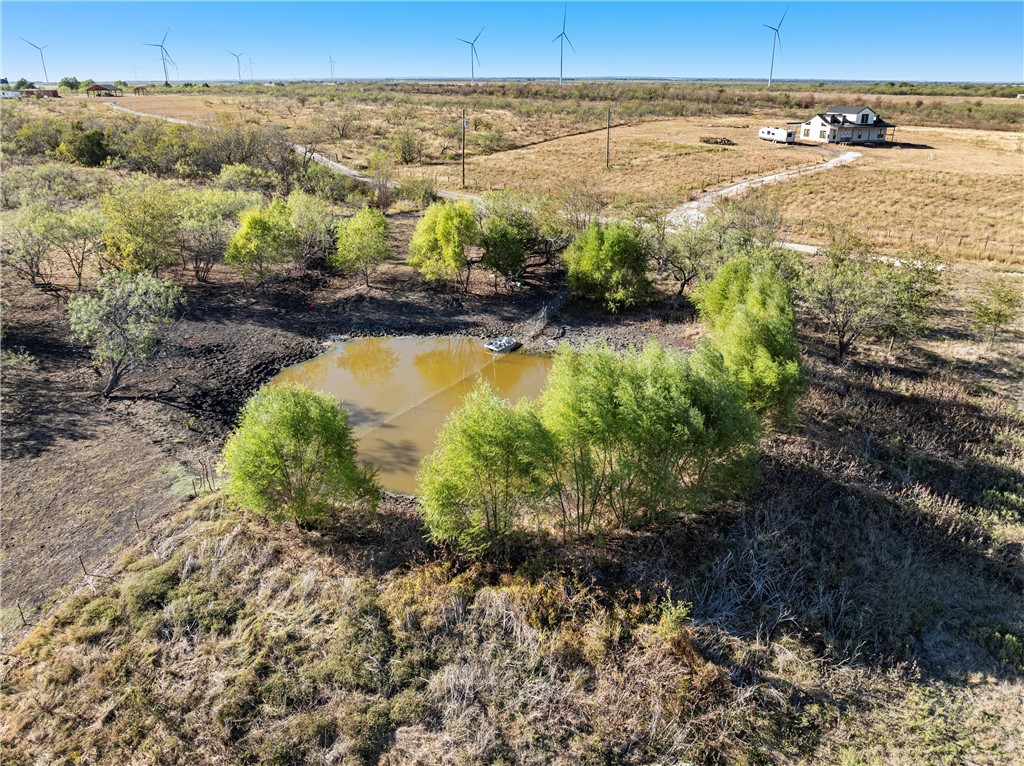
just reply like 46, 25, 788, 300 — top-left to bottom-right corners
68, 272, 183, 395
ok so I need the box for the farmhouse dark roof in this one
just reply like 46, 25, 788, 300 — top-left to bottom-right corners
807, 113, 896, 129
825, 105, 871, 114
87, 83, 118, 91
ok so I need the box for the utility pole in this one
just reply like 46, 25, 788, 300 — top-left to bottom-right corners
606, 107, 611, 170
462, 108, 467, 188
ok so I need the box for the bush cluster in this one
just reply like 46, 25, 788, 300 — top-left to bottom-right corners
419, 256, 802, 553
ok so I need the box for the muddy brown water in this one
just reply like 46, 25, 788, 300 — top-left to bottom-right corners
271, 336, 552, 494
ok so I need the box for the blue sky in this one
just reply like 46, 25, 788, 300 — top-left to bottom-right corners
3, 2, 1022, 84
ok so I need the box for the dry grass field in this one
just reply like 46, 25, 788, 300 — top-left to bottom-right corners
743, 125, 1024, 264
405, 114, 843, 205
27, 89, 1024, 264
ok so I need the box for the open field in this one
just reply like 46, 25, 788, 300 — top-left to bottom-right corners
740, 124, 1024, 264
407, 114, 842, 204
35, 85, 1020, 262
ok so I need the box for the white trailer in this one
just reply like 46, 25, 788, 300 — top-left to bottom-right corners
758, 126, 795, 144
0, 91, 22, 99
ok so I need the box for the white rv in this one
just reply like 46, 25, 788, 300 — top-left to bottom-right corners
758, 126, 795, 144
0, 91, 22, 99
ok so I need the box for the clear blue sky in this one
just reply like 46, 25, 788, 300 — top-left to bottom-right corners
2, 2, 1021, 84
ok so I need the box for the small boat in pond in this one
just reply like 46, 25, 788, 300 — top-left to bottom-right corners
484, 336, 521, 354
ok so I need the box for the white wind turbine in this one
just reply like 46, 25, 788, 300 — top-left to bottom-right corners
20, 38, 50, 84
228, 51, 245, 83
763, 5, 789, 89
144, 29, 176, 86
328, 51, 337, 80
552, 4, 576, 85
456, 28, 483, 85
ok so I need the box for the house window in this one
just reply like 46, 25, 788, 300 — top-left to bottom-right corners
819, 130, 827, 139
856, 131, 862, 139
860, 113, 869, 124
878, 130, 885, 139
803, 128, 810, 137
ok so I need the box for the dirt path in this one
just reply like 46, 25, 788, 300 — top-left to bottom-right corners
665, 151, 863, 228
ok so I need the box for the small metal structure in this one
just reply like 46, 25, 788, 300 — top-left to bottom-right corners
133, 86, 148, 95
484, 337, 521, 354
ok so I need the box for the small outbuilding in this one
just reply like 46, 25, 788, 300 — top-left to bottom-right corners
132, 86, 148, 95
793, 105, 895, 144
85, 83, 123, 97
18, 88, 59, 98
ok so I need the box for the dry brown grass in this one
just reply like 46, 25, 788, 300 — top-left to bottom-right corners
34, 93, 1024, 264
404, 114, 843, 207
745, 125, 1024, 264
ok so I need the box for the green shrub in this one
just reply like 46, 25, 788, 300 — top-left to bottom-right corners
479, 216, 529, 282
539, 341, 759, 533
419, 382, 548, 553
331, 206, 390, 286
563, 222, 651, 312
221, 383, 380, 523
100, 177, 182, 273
68, 271, 184, 396
396, 177, 438, 207
296, 161, 356, 202
407, 200, 480, 291
55, 126, 110, 167
225, 199, 299, 283
213, 162, 281, 196
694, 256, 803, 424
968, 279, 1022, 347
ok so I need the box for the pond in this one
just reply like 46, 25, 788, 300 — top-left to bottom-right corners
271, 336, 553, 494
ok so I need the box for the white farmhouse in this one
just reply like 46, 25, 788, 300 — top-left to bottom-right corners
794, 105, 896, 144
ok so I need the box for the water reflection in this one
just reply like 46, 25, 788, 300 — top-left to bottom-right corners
272, 336, 552, 494
335, 336, 400, 387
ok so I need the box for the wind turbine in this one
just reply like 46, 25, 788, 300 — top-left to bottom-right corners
19, 38, 49, 84
248, 57, 255, 83
551, 4, 575, 85
328, 51, 337, 80
144, 28, 175, 86
456, 28, 483, 85
228, 50, 245, 83
763, 5, 789, 89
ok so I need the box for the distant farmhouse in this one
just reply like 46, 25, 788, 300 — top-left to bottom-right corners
794, 105, 896, 144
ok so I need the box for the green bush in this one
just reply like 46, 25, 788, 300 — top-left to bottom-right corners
539, 341, 759, 533
331, 206, 390, 286
221, 383, 380, 523
68, 271, 184, 395
479, 216, 529, 282
213, 163, 281, 196
563, 222, 651, 312
100, 177, 182, 273
419, 383, 548, 553
407, 200, 480, 291
295, 161, 356, 203
396, 177, 438, 207
55, 126, 110, 167
694, 256, 803, 424
225, 199, 299, 283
